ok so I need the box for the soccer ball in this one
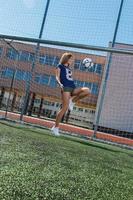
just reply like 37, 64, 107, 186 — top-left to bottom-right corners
82, 58, 93, 68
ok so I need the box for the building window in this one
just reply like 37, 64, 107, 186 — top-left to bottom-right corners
75, 80, 84, 88
15, 70, 31, 81
49, 75, 57, 88
35, 73, 49, 85
0, 47, 3, 57
95, 64, 102, 75
45, 55, 55, 66
56, 103, 59, 107
53, 56, 60, 66
29, 53, 35, 62
1, 67, 31, 81
54, 111, 57, 115
40, 74, 49, 85
44, 100, 51, 106
74, 60, 81, 70
1, 67, 14, 78
6, 48, 18, 60
19, 51, 29, 62
90, 110, 95, 114
78, 108, 83, 112
85, 109, 89, 113
15, 70, 25, 80
24, 72, 31, 81
73, 107, 76, 111
39, 55, 59, 67
35, 74, 41, 83
84, 82, 92, 89
51, 102, 55, 106
34, 99, 41, 104
39, 54, 46, 65
91, 83, 99, 95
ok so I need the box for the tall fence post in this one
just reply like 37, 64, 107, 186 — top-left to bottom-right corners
20, 0, 51, 121
3, 41, 19, 119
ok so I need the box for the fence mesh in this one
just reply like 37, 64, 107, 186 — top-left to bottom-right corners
0, 38, 133, 148
0, 0, 133, 148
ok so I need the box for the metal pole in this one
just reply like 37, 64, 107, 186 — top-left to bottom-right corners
20, 0, 51, 121
5, 70, 17, 118
0, 35, 133, 55
93, 0, 124, 137
3, 40, 19, 118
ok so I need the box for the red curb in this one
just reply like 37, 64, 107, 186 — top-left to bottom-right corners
0, 110, 132, 147
96, 132, 133, 146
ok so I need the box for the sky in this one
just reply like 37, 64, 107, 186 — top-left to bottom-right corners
0, 0, 133, 48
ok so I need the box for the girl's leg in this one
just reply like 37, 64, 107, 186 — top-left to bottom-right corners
72, 87, 90, 103
55, 92, 71, 127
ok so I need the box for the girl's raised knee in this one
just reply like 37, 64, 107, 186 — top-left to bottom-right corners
86, 88, 90, 94
83, 87, 90, 94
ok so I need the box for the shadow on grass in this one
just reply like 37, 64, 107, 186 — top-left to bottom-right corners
0, 120, 132, 155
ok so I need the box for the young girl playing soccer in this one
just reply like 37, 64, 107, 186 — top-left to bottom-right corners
51, 52, 90, 136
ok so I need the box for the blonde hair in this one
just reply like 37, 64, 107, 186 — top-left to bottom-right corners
59, 52, 72, 65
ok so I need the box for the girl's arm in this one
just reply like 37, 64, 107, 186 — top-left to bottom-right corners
56, 68, 63, 89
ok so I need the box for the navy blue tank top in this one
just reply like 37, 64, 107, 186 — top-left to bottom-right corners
57, 64, 76, 88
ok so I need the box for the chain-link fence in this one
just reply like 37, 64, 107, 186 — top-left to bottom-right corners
0, 36, 133, 148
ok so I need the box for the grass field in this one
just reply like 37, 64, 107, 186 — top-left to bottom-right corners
0, 121, 133, 200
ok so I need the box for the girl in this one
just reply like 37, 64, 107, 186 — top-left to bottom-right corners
51, 52, 90, 136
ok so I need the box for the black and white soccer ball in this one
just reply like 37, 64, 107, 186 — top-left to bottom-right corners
82, 58, 94, 68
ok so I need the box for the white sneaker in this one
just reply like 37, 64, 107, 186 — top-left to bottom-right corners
68, 98, 75, 111
51, 126, 60, 136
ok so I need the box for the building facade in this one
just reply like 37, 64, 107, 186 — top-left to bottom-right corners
0, 41, 105, 127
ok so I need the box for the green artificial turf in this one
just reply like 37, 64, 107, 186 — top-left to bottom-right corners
0, 121, 133, 200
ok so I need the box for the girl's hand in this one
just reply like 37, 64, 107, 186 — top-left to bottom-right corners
59, 83, 64, 90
